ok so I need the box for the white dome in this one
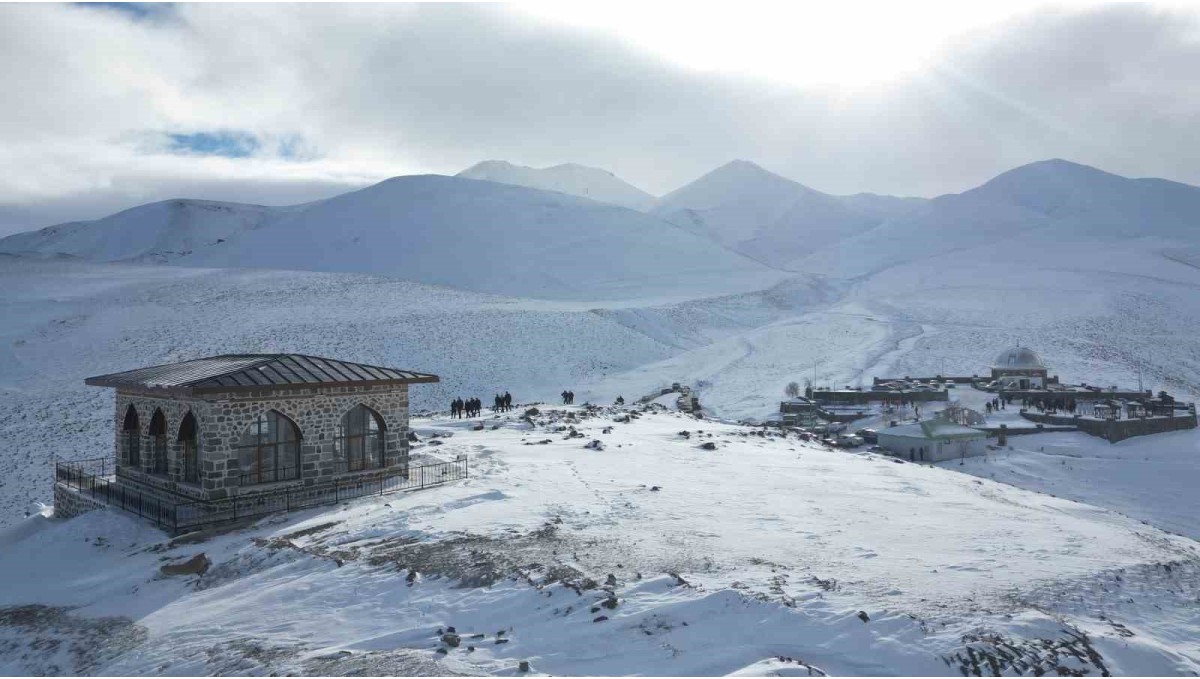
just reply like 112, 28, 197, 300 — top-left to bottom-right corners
993, 346, 1045, 370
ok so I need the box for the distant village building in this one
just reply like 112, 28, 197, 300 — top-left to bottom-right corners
877, 419, 989, 462
991, 346, 1049, 390
59, 355, 439, 520
779, 397, 821, 426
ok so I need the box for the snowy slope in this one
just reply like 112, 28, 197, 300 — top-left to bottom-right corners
2, 407, 1198, 676
0, 199, 304, 263
794, 159, 1200, 277
457, 160, 656, 211
176, 174, 783, 301
652, 160, 923, 269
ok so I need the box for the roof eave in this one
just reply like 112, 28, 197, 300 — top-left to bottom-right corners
190, 375, 439, 394
86, 374, 440, 395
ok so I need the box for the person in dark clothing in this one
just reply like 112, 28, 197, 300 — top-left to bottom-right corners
567, 390, 575, 405
615, 395, 625, 405
562, 390, 569, 405
451, 398, 460, 419
504, 391, 512, 411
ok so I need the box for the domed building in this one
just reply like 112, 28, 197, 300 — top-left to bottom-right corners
991, 345, 1048, 389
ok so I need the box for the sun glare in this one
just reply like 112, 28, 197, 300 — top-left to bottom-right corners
518, 2, 1059, 89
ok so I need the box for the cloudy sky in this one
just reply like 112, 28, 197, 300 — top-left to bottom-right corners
1, 1, 1199, 235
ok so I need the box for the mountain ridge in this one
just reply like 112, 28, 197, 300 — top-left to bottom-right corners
457, 159, 656, 211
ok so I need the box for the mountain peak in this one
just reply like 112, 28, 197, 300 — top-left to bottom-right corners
455, 160, 654, 210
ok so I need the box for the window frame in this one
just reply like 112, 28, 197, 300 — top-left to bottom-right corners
236, 410, 301, 485
335, 404, 386, 472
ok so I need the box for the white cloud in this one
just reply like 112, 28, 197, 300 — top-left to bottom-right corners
1, 2, 1199, 235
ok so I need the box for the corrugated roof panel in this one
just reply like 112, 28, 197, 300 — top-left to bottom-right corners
308, 356, 355, 381
85, 354, 438, 393
279, 355, 323, 383
334, 360, 375, 381
257, 364, 296, 384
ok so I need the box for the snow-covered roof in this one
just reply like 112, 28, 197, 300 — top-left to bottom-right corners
993, 346, 1046, 370
880, 420, 986, 441
85, 354, 439, 395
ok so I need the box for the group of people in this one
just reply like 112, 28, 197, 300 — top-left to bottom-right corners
560, 390, 576, 404
984, 396, 1009, 415
450, 391, 516, 418
450, 397, 482, 418
493, 392, 514, 412
1024, 396, 1078, 415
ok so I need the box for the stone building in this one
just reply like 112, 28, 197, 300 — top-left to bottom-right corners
82, 354, 438, 503
990, 346, 1049, 390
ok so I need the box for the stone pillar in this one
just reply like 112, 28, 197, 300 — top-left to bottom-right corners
998, 423, 1007, 447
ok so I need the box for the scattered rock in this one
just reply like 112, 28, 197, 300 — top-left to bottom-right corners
441, 633, 461, 647
857, 611, 870, 623
525, 407, 540, 416
649, 485, 662, 492
699, 441, 717, 450
435, 648, 448, 655
519, 660, 531, 672
159, 553, 210, 577
601, 596, 618, 610
604, 573, 617, 586
593, 615, 609, 623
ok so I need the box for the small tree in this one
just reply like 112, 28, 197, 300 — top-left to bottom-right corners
785, 381, 801, 398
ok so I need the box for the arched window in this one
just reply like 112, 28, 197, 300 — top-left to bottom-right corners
178, 412, 199, 484
149, 409, 167, 475
336, 404, 385, 471
123, 405, 141, 467
237, 410, 300, 485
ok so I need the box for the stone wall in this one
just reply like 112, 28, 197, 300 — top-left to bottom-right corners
112, 383, 410, 500
53, 484, 108, 519
1021, 411, 1197, 443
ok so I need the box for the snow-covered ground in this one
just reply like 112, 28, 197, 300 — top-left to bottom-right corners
5, 156, 1200, 673
2, 406, 1198, 676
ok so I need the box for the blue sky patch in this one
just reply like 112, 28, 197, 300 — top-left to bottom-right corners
167, 131, 261, 158
75, 3, 174, 20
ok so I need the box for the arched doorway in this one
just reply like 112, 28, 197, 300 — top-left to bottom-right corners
149, 409, 167, 475
178, 412, 199, 484
123, 405, 141, 467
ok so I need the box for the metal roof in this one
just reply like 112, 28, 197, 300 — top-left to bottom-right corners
879, 420, 986, 440
993, 346, 1046, 370
85, 354, 439, 395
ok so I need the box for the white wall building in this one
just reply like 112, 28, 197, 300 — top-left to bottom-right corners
877, 419, 989, 462
991, 346, 1048, 390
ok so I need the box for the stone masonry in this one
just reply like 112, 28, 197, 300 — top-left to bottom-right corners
112, 383, 409, 501
53, 484, 109, 519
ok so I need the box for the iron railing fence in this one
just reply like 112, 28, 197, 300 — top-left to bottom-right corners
54, 456, 469, 534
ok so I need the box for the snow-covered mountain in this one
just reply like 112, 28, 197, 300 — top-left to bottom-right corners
794, 159, 1200, 277
178, 175, 780, 300
457, 160, 656, 211
0, 175, 782, 301
0, 199, 304, 263
652, 160, 923, 270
